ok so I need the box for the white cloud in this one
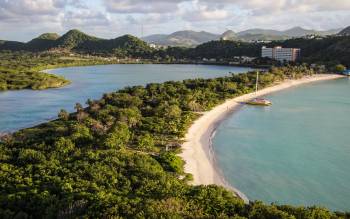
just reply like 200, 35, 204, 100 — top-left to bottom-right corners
103, 0, 186, 14
0, 0, 349, 41
63, 10, 110, 28
0, 0, 64, 22
182, 3, 229, 22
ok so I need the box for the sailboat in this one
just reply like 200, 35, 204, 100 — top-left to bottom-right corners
246, 71, 272, 106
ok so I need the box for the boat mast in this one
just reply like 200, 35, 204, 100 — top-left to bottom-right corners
255, 71, 259, 95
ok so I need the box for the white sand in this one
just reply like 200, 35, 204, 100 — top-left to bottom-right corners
180, 74, 344, 202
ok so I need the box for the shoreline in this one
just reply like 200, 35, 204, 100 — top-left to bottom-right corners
180, 74, 344, 202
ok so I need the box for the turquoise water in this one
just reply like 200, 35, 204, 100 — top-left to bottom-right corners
213, 78, 350, 211
0, 64, 251, 132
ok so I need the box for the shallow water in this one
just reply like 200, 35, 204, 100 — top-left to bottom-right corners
0, 64, 252, 132
213, 78, 350, 211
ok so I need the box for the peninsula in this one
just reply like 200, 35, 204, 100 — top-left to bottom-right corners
1, 65, 348, 218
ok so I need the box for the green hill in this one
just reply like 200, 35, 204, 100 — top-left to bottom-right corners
0, 29, 153, 57
0, 40, 26, 51
54, 29, 100, 49
77, 34, 154, 57
35, 33, 60, 40
178, 40, 261, 59
26, 33, 61, 51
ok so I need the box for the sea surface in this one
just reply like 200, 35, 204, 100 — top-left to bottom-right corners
213, 78, 350, 211
0, 64, 251, 132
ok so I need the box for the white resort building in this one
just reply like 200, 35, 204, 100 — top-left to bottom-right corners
262, 46, 301, 62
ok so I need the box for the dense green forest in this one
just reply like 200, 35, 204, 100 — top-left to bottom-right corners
0, 68, 69, 90
1, 29, 350, 67
271, 36, 350, 67
1, 66, 348, 218
0, 29, 154, 58
167, 36, 350, 67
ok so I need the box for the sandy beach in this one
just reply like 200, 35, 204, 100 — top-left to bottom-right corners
180, 74, 344, 202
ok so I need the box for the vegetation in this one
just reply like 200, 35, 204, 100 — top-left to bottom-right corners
55, 29, 100, 50
1, 66, 348, 218
152, 36, 350, 69
78, 34, 154, 57
0, 29, 154, 58
25, 33, 61, 52
2, 29, 350, 68
334, 64, 346, 73
0, 30, 155, 91
0, 68, 69, 90
188, 40, 261, 59
269, 36, 350, 67
1, 28, 349, 216
0, 51, 122, 90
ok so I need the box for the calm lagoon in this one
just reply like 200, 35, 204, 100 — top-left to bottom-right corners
0, 64, 251, 132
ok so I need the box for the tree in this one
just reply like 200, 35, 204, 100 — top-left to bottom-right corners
166, 105, 182, 119
70, 123, 93, 145
74, 102, 84, 113
158, 152, 184, 173
54, 137, 75, 154
335, 64, 346, 73
58, 109, 69, 121
117, 107, 142, 127
1, 65, 346, 218
103, 122, 130, 149
137, 133, 155, 151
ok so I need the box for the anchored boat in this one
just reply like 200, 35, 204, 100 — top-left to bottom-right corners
246, 71, 272, 106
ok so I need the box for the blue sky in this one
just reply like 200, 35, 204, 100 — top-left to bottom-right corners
0, 0, 349, 41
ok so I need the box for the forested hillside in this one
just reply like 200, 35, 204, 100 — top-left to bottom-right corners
149, 35, 350, 67
269, 36, 350, 66
26, 33, 60, 52
77, 34, 154, 57
1, 66, 348, 218
188, 40, 261, 59
0, 29, 154, 57
1, 29, 350, 67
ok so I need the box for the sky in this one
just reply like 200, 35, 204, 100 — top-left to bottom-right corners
0, 0, 349, 42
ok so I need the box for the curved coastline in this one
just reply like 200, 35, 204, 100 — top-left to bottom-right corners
180, 74, 344, 202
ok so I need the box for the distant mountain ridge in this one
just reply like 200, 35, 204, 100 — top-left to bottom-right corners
237, 26, 340, 37
143, 26, 343, 46
143, 30, 220, 47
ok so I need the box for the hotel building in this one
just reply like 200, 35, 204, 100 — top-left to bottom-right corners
262, 46, 301, 62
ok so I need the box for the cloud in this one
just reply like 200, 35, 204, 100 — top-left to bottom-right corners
63, 10, 111, 28
103, 0, 186, 14
0, 0, 349, 41
181, 1, 230, 22
0, 0, 88, 23
0, 0, 62, 22
198, 0, 350, 14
